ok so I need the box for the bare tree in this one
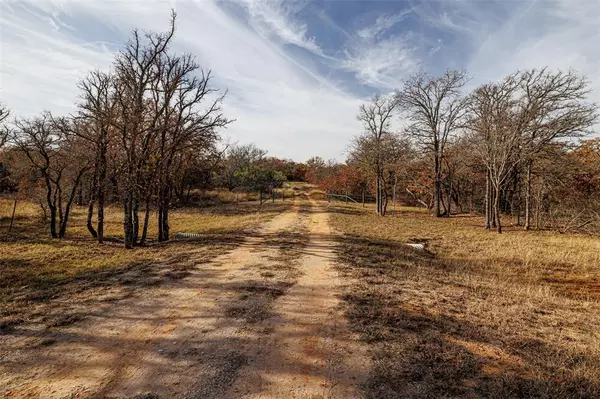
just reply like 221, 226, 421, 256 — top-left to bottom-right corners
396, 69, 470, 217
108, 11, 231, 247
153, 63, 231, 242
12, 113, 90, 238
469, 75, 523, 233
111, 12, 177, 248
72, 70, 118, 243
0, 103, 10, 148
350, 130, 409, 216
355, 94, 398, 215
518, 69, 598, 230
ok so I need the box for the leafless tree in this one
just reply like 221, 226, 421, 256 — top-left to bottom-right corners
350, 130, 409, 216
469, 75, 523, 233
396, 69, 470, 217
355, 94, 398, 215
109, 10, 231, 247
110, 12, 177, 248
0, 103, 10, 148
11, 113, 90, 238
153, 63, 231, 242
71, 70, 119, 243
518, 69, 598, 230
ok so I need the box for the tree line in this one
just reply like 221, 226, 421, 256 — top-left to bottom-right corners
318, 69, 599, 233
2, 12, 599, 240
0, 13, 303, 247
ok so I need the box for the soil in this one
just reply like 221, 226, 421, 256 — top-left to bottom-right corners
0, 198, 367, 399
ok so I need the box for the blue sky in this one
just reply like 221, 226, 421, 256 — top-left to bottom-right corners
1, 0, 599, 161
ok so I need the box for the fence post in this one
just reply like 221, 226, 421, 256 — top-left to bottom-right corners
362, 191, 365, 208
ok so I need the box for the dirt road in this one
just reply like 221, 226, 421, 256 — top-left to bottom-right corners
1, 198, 367, 398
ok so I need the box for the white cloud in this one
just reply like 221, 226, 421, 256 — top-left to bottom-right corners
340, 10, 420, 90
341, 36, 418, 90
357, 10, 411, 41
463, 0, 600, 114
237, 0, 323, 56
0, 0, 363, 161
1, 0, 598, 162
0, 1, 115, 115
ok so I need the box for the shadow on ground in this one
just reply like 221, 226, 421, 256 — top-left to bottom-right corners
334, 233, 600, 398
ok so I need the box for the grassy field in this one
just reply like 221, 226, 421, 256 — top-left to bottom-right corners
330, 202, 600, 398
0, 197, 290, 328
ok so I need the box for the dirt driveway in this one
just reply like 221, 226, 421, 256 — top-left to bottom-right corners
1, 198, 367, 398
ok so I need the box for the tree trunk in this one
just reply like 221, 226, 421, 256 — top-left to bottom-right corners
158, 183, 171, 242
392, 177, 397, 216
123, 188, 134, 249
86, 197, 98, 238
97, 139, 107, 244
447, 178, 453, 216
59, 170, 86, 238
158, 205, 164, 242
44, 174, 58, 238
484, 170, 490, 229
515, 171, 522, 226
77, 184, 84, 206
58, 198, 70, 238
57, 186, 64, 231
375, 172, 381, 215
440, 183, 449, 216
86, 168, 98, 238
491, 194, 497, 228
49, 204, 57, 239
524, 161, 532, 230
132, 197, 140, 245
434, 154, 442, 217
382, 192, 388, 216
489, 176, 497, 228
535, 190, 543, 230
140, 196, 151, 246
494, 185, 502, 234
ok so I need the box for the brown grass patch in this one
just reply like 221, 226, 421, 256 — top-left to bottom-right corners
0, 198, 289, 328
331, 203, 600, 398
226, 280, 293, 323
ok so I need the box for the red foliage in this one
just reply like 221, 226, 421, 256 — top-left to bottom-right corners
318, 165, 369, 196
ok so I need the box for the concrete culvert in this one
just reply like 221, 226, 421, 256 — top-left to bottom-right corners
176, 232, 202, 239
405, 243, 426, 251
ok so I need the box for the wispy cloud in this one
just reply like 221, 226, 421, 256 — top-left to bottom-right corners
341, 36, 418, 90
356, 10, 412, 41
0, 1, 114, 115
237, 0, 323, 56
1, 0, 598, 160
0, 0, 363, 160
339, 10, 420, 90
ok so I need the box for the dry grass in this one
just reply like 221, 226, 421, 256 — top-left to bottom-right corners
202, 184, 305, 206
330, 202, 600, 398
0, 198, 290, 328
